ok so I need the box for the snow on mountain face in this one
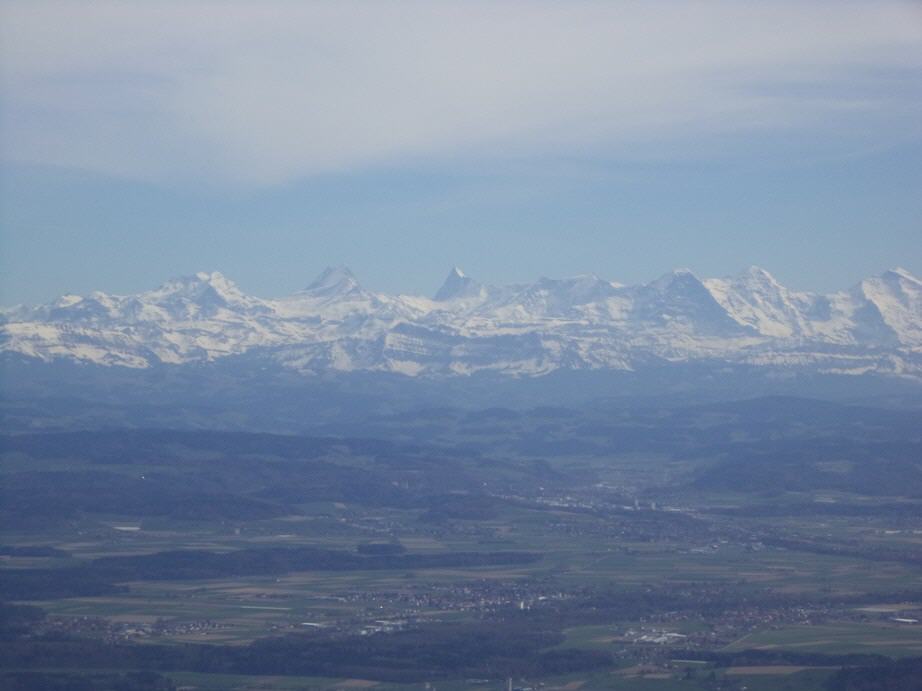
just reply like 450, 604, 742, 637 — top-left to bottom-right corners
11, 271, 270, 325
434, 267, 486, 302
301, 266, 363, 298
856, 268, 922, 346
2, 266, 921, 379
487, 275, 622, 321
632, 269, 749, 336
705, 266, 807, 337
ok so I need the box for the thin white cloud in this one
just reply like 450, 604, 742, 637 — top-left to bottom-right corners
1, 0, 921, 184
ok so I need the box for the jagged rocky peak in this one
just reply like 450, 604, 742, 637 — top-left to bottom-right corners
2, 264, 921, 377
857, 267, 922, 303
876, 267, 922, 293
638, 268, 748, 333
854, 268, 922, 343
139, 270, 263, 320
434, 266, 484, 301
55, 294, 85, 308
304, 266, 362, 297
736, 265, 782, 287
195, 270, 233, 286
650, 268, 707, 292
703, 267, 787, 303
723, 266, 793, 305
518, 273, 619, 309
886, 267, 920, 281
153, 270, 241, 298
146, 270, 252, 308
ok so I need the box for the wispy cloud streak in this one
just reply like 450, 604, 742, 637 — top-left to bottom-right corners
2, 0, 921, 184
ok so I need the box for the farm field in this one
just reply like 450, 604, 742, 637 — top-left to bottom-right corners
3, 400, 922, 690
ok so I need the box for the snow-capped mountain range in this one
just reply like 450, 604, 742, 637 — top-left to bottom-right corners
2, 266, 921, 380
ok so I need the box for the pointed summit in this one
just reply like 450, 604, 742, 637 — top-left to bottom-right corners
857, 267, 922, 337
738, 265, 781, 285
137, 270, 267, 320
650, 268, 703, 292
434, 267, 485, 301
637, 268, 748, 334
860, 267, 922, 298
150, 271, 246, 304
704, 267, 802, 337
304, 266, 362, 297
881, 267, 921, 284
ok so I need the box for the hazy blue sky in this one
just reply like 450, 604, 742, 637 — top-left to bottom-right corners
2, 1, 921, 304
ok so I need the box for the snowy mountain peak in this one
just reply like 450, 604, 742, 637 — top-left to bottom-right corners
2, 265, 920, 379
55, 294, 84, 308
196, 270, 225, 282
434, 266, 485, 302
704, 267, 804, 338
853, 267, 922, 344
859, 267, 922, 300
304, 266, 362, 297
634, 268, 748, 335
154, 270, 238, 295
878, 267, 922, 287
737, 265, 782, 287
650, 268, 704, 292
135, 270, 265, 321
521, 274, 618, 307
146, 270, 250, 306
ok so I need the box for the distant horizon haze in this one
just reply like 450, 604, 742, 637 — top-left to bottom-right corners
3, 260, 921, 308
1, 1, 920, 304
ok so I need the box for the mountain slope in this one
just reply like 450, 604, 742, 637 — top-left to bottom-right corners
2, 266, 920, 379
